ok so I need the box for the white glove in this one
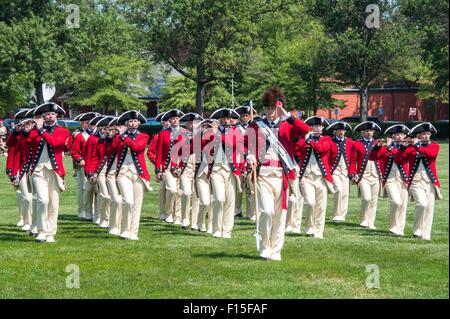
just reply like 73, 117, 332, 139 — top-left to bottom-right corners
247, 154, 257, 165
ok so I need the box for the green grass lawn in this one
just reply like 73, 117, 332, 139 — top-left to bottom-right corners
0, 143, 448, 299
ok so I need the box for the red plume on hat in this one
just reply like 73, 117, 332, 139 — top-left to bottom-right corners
262, 86, 286, 108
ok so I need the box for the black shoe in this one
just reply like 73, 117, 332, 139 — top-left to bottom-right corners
235, 213, 243, 218
182, 226, 188, 230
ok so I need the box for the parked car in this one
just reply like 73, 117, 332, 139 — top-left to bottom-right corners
58, 119, 80, 128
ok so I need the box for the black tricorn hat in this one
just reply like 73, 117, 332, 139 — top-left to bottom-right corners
33, 102, 65, 116
89, 115, 106, 126
210, 108, 239, 120
199, 119, 220, 126
25, 107, 37, 118
161, 109, 184, 121
384, 124, 410, 135
353, 121, 381, 132
409, 122, 437, 135
14, 108, 33, 120
179, 112, 204, 122
74, 112, 101, 122
155, 112, 167, 122
234, 106, 257, 116
109, 117, 119, 126
305, 116, 329, 126
326, 121, 352, 131
117, 110, 147, 125
96, 116, 116, 127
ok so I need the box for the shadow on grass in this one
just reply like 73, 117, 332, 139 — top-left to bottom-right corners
192, 251, 262, 260
0, 233, 34, 242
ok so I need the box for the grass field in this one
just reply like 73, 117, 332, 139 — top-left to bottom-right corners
0, 143, 448, 299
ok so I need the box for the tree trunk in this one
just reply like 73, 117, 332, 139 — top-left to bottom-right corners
195, 82, 205, 115
35, 78, 44, 105
359, 86, 369, 122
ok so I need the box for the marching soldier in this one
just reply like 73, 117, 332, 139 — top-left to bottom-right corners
71, 112, 100, 220
6, 109, 33, 230
155, 109, 185, 225
247, 87, 310, 260
404, 122, 442, 240
327, 121, 354, 222
296, 116, 334, 239
85, 115, 112, 228
28, 102, 71, 243
105, 117, 123, 236
370, 124, 410, 236
178, 112, 203, 229
147, 112, 170, 221
115, 110, 152, 240
209, 108, 243, 239
349, 121, 382, 230
194, 119, 217, 233
234, 105, 256, 220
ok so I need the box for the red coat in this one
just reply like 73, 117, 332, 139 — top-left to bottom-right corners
155, 127, 189, 173
328, 137, 353, 176
369, 144, 409, 186
146, 133, 159, 165
115, 130, 150, 181
28, 125, 71, 177
349, 139, 381, 183
295, 135, 333, 185
84, 132, 107, 176
402, 142, 440, 189
6, 131, 20, 180
207, 126, 245, 177
70, 130, 90, 164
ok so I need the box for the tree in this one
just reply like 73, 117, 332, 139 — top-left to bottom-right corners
125, 0, 287, 114
159, 74, 234, 114
399, 0, 449, 103
236, 3, 345, 115
308, 0, 416, 121
67, 54, 148, 113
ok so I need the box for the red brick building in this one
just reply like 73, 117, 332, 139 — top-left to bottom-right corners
317, 87, 449, 121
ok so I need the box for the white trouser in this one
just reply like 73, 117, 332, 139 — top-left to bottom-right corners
301, 173, 328, 238
410, 180, 436, 240
96, 167, 110, 223
19, 175, 33, 226
75, 167, 85, 216
332, 171, 350, 221
257, 171, 286, 259
81, 167, 95, 219
106, 170, 122, 231
195, 174, 212, 231
210, 166, 237, 237
117, 169, 146, 238
180, 163, 199, 227
358, 176, 380, 228
164, 170, 182, 223
384, 177, 408, 235
31, 167, 60, 236
286, 177, 303, 232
